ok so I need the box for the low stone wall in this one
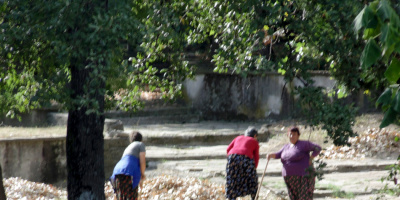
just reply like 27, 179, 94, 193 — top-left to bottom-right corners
0, 137, 67, 183
0, 129, 271, 184
104, 137, 130, 179
0, 137, 131, 184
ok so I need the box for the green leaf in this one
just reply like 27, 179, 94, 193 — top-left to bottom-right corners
278, 68, 286, 75
363, 27, 381, 39
209, 30, 215, 36
394, 42, 400, 54
360, 39, 381, 70
376, 88, 392, 107
393, 91, 400, 112
380, 23, 389, 43
380, 24, 399, 59
380, 107, 397, 128
354, 6, 366, 32
377, 0, 392, 22
384, 58, 400, 83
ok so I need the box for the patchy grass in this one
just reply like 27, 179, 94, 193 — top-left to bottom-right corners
263, 180, 287, 190
316, 183, 355, 199
376, 184, 400, 197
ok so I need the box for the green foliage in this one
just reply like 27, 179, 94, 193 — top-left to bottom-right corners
0, 0, 197, 198
379, 156, 400, 195
0, 0, 374, 147
355, 0, 400, 128
181, 0, 367, 146
295, 86, 357, 146
361, 40, 382, 70
305, 157, 327, 181
0, 0, 194, 116
0, 0, 383, 152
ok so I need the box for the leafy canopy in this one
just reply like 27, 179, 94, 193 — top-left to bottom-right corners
0, 0, 384, 147
354, 0, 400, 128
0, 0, 194, 118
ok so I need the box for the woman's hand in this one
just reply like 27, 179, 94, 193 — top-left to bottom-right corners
266, 154, 275, 160
309, 156, 315, 166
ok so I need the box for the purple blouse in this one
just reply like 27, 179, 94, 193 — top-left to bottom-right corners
274, 140, 321, 176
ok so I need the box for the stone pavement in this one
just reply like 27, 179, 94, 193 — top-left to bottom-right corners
123, 122, 400, 200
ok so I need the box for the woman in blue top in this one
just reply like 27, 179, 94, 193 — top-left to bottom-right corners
110, 131, 146, 200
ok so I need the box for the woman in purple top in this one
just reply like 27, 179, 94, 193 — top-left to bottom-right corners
267, 127, 321, 200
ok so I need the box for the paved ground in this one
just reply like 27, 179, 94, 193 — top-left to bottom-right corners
122, 121, 400, 200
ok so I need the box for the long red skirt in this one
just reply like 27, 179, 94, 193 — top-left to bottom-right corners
283, 175, 315, 200
114, 174, 139, 200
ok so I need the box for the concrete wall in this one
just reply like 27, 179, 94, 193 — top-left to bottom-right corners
0, 137, 67, 183
104, 138, 130, 179
0, 137, 130, 184
183, 72, 339, 120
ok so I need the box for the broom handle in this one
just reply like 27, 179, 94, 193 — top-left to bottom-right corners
255, 159, 269, 200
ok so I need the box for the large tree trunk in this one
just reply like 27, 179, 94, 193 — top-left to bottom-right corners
67, 65, 105, 200
0, 165, 6, 200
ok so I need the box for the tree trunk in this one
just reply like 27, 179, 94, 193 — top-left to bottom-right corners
0, 165, 6, 200
67, 65, 105, 200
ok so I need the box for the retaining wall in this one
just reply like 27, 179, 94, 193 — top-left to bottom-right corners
0, 137, 130, 184
183, 72, 374, 120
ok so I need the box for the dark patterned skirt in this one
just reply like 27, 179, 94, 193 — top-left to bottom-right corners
283, 175, 315, 200
226, 154, 258, 200
113, 174, 139, 200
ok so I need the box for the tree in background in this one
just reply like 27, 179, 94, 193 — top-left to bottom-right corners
0, 0, 193, 199
182, 0, 373, 145
0, 165, 5, 200
354, 0, 400, 128
1, 0, 394, 198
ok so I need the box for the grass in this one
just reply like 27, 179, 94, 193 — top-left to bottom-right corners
317, 183, 355, 199
263, 181, 286, 190
331, 187, 355, 199
376, 184, 400, 196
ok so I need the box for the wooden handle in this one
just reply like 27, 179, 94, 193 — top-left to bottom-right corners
255, 159, 269, 200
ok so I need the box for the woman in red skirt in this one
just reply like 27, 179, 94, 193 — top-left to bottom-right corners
110, 132, 146, 200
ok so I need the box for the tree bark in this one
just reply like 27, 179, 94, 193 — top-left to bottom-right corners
67, 65, 105, 200
0, 165, 6, 200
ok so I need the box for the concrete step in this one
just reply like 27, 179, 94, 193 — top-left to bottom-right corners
126, 121, 272, 146
148, 158, 399, 200
150, 156, 396, 177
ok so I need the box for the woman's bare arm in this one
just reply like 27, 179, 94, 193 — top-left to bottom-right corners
139, 152, 146, 179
